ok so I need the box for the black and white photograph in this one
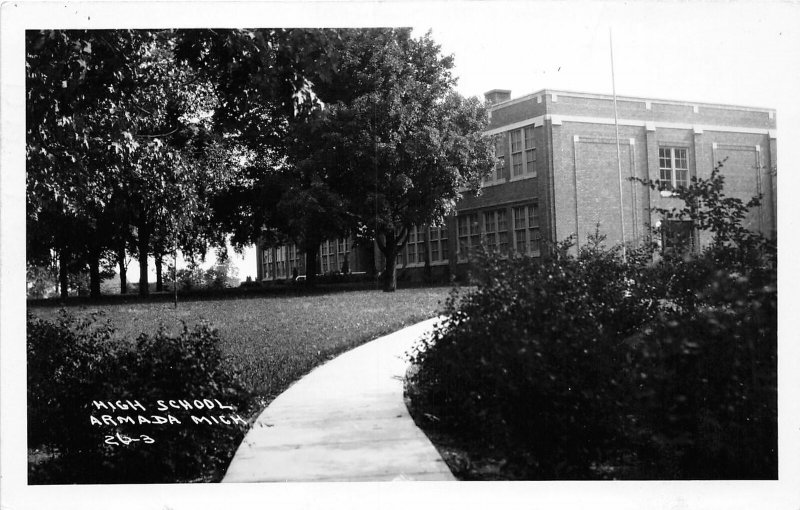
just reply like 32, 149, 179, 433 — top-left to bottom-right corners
1, 1, 799, 509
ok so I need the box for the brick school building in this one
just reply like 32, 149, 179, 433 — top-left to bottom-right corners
256, 89, 777, 283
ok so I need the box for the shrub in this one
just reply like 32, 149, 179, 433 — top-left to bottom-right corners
28, 311, 119, 455
409, 237, 658, 478
409, 235, 776, 479
203, 259, 240, 289
625, 264, 777, 478
174, 266, 200, 291
27, 310, 254, 483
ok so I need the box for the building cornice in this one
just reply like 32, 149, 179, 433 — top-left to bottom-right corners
488, 88, 776, 116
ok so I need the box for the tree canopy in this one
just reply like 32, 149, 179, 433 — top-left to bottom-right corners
290, 30, 495, 290
26, 28, 495, 296
27, 30, 243, 296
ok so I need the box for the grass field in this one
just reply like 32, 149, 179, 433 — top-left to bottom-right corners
29, 287, 453, 402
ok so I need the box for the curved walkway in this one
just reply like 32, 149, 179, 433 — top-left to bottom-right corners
222, 317, 455, 482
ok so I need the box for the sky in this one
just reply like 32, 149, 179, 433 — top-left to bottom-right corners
425, 1, 799, 112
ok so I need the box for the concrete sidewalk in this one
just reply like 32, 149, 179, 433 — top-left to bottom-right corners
222, 317, 455, 482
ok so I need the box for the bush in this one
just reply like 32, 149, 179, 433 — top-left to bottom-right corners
625, 262, 777, 478
409, 236, 657, 478
203, 259, 240, 289
175, 266, 207, 291
409, 235, 776, 479
27, 310, 254, 483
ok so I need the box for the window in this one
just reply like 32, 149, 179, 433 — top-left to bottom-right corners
510, 129, 523, 177
527, 203, 541, 256
497, 209, 509, 253
320, 241, 329, 273
337, 238, 349, 272
319, 239, 339, 274
658, 147, 689, 190
470, 216, 480, 253
429, 226, 448, 263
288, 244, 301, 275
484, 211, 496, 251
488, 135, 506, 183
510, 129, 522, 153
262, 247, 289, 279
262, 248, 272, 280
483, 208, 509, 254
513, 206, 527, 254
275, 247, 286, 279
265, 244, 303, 279
440, 226, 449, 261
512, 202, 542, 257
496, 155, 506, 181
406, 227, 419, 264
457, 213, 479, 259
524, 126, 536, 176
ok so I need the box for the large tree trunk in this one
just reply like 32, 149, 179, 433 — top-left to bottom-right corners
58, 247, 69, 299
379, 230, 399, 293
377, 228, 410, 292
137, 221, 150, 296
155, 253, 163, 292
117, 244, 127, 294
383, 245, 398, 292
88, 246, 101, 298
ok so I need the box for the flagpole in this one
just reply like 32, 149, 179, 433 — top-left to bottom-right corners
610, 28, 627, 261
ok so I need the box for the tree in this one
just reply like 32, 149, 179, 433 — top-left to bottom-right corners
277, 107, 359, 282
633, 161, 773, 266
299, 30, 495, 290
26, 30, 233, 297
26, 29, 142, 298
176, 29, 388, 282
174, 29, 344, 257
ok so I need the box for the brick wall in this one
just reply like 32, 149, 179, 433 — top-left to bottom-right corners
553, 122, 649, 247
480, 90, 777, 256
458, 178, 538, 211
489, 96, 546, 129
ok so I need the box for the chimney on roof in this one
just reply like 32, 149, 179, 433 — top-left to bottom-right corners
484, 89, 511, 106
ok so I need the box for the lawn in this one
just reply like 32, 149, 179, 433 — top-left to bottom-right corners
29, 287, 452, 402
27, 286, 453, 483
